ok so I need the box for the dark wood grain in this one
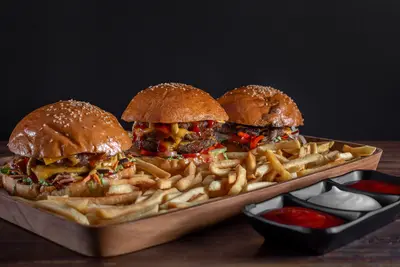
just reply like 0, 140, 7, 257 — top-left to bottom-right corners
0, 141, 399, 266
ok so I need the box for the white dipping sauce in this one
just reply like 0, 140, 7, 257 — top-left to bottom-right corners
307, 186, 381, 211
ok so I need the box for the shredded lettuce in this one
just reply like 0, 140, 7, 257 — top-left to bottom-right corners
0, 167, 10, 175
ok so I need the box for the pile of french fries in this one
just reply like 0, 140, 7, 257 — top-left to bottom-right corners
15, 140, 376, 226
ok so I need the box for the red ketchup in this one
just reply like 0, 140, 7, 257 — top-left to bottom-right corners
347, 180, 400, 195
262, 207, 345, 229
191, 122, 200, 133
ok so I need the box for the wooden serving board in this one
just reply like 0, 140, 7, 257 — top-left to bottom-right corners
0, 137, 382, 257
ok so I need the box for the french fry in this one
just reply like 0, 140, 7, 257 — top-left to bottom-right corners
257, 156, 267, 164
338, 152, 353, 161
298, 146, 308, 158
317, 141, 334, 153
286, 164, 305, 173
276, 140, 301, 150
160, 187, 206, 209
255, 164, 270, 178
254, 143, 276, 154
282, 148, 299, 155
225, 152, 248, 160
64, 198, 89, 213
175, 174, 195, 191
48, 191, 141, 205
167, 200, 207, 209
106, 184, 137, 196
228, 165, 247, 196
188, 172, 203, 189
310, 143, 318, 154
243, 181, 276, 192
184, 162, 196, 176
245, 152, 256, 176
34, 200, 89, 225
291, 172, 298, 178
297, 159, 346, 177
248, 176, 263, 183
175, 162, 197, 191
95, 205, 159, 225
162, 192, 182, 203
264, 170, 278, 182
135, 195, 149, 204
107, 166, 136, 180
276, 149, 283, 156
143, 188, 157, 196
283, 153, 323, 170
308, 151, 340, 168
214, 159, 241, 169
189, 193, 209, 202
266, 150, 292, 182
275, 154, 289, 163
228, 171, 236, 184
202, 175, 216, 186
343, 145, 376, 157
135, 158, 171, 179
209, 159, 240, 176
96, 188, 178, 219
167, 193, 210, 209
207, 180, 226, 198
209, 166, 230, 177
110, 174, 156, 187
156, 175, 182, 189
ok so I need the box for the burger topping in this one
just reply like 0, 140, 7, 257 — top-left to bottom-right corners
133, 121, 221, 156
1, 152, 136, 190
216, 123, 300, 149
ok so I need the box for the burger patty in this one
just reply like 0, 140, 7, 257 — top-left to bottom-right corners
177, 139, 217, 154
135, 138, 217, 154
135, 122, 219, 154
215, 123, 286, 143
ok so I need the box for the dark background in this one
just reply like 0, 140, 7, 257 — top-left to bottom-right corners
1, 0, 399, 141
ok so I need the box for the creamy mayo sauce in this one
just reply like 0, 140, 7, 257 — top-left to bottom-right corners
307, 186, 381, 211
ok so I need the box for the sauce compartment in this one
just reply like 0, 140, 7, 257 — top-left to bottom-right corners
289, 181, 385, 220
243, 170, 400, 255
330, 170, 400, 204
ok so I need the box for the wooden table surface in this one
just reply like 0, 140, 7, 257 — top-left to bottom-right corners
0, 141, 399, 266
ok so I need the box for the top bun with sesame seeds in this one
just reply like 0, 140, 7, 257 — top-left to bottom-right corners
218, 85, 304, 127
121, 82, 229, 123
8, 100, 132, 158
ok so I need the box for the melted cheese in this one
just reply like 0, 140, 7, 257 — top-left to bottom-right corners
43, 155, 80, 166
31, 165, 89, 180
43, 157, 65, 165
170, 128, 189, 149
138, 123, 190, 151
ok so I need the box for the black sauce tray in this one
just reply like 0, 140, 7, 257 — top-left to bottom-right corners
243, 170, 400, 255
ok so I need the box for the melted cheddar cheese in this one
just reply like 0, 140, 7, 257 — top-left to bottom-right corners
134, 122, 190, 151
31, 165, 89, 180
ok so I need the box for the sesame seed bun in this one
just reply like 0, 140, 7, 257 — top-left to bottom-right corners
8, 100, 132, 158
121, 83, 229, 123
218, 85, 304, 127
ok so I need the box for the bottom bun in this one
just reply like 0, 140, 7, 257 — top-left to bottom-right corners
1, 173, 109, 200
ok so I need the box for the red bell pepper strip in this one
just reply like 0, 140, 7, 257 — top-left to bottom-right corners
230, 135, 250, 144
191, 122, 200, 133
207, 120, 215, 128
237, 131, 251, 139
250, 135, 264, 149
154, 124, 170, 135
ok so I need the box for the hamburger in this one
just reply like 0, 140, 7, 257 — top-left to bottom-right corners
121, 83, 229, 160
217, 85, 304, 151
0, 100, 133, 199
